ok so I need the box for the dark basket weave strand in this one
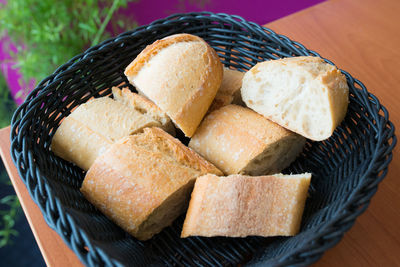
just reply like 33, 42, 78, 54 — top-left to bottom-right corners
10, 12, 396, 267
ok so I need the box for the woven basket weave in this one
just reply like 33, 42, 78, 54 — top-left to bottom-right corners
10, 12, 396, 266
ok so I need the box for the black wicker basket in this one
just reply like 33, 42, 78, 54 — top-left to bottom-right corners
10, 12, 396, 266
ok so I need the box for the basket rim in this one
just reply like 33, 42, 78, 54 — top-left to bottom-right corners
9, 11, 397, 267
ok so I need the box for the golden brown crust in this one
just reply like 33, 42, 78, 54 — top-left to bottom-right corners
189, 104, 305, 175
181, 173, 311, 238
124, 33, 223, 137
125, 34, 206, 77
81, 127, 221, 240
112, 87, 162, 114
137, 127, 222, 175
112, 87, 176, 135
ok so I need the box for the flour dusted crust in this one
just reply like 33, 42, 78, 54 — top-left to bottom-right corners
189, 104, 305, 175
124, 33, 223, 137
81, 127, 222, 240
181, 173, 311, 238
241, 56, 349, 141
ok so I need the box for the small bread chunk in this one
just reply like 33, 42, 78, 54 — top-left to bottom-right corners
112, 87, 175, 135
50, 117, 112, 171
124, 33, 223, 137
241, 56, 349, 141
51, 96, 160, 170
207, 67, 245, 113
189, 104, 305, 175
81, 127, 222, 241
67, 97, 160, 141
181, 173, 311, 238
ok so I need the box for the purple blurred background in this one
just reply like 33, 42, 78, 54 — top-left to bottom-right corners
124, 0, 323, 26
0, 0, 324, 105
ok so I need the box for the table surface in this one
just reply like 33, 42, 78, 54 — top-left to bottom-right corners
1, 0, 400, 266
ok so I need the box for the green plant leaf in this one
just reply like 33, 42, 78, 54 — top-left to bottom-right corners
0, 0, 138, 101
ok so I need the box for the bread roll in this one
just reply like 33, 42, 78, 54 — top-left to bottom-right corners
81, 127, 222, 240
124, 33, 223, 137
181, 173, 311, 238
207, 67, 245, 113
241, 56, 349, 141
112, 87, 175, 135
189, 104, 305, 175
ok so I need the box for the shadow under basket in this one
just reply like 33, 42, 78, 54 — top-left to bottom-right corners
10, 12, 396, 267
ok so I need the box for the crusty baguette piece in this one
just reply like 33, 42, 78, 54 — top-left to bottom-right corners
124, 33, 223, 137
241, 56, 349, 141
51, 96, 161, 170
50, 117, 112, 171
189, 104, 305, 175
181, 173, 311, 238
81, 127, 222, 240
207, 67, 245, 113
112, 87, 175, 135
67, 97, 160, 141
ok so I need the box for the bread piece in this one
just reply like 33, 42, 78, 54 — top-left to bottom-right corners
124, 33, 223, 137
112, 87, 175, 135
189, 104, 305, 175
241, 56, 349, 141
181, 173, 311, 238
67, 97, 160, 141
51, 96, 160, 170
81, 127, 222, 240
50, 117, 112, 171
207, 67, 245, 113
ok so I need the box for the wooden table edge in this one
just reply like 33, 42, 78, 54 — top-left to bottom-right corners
0, 126, 83, 267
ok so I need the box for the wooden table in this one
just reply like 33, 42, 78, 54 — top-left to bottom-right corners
1, 0, 399, 265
